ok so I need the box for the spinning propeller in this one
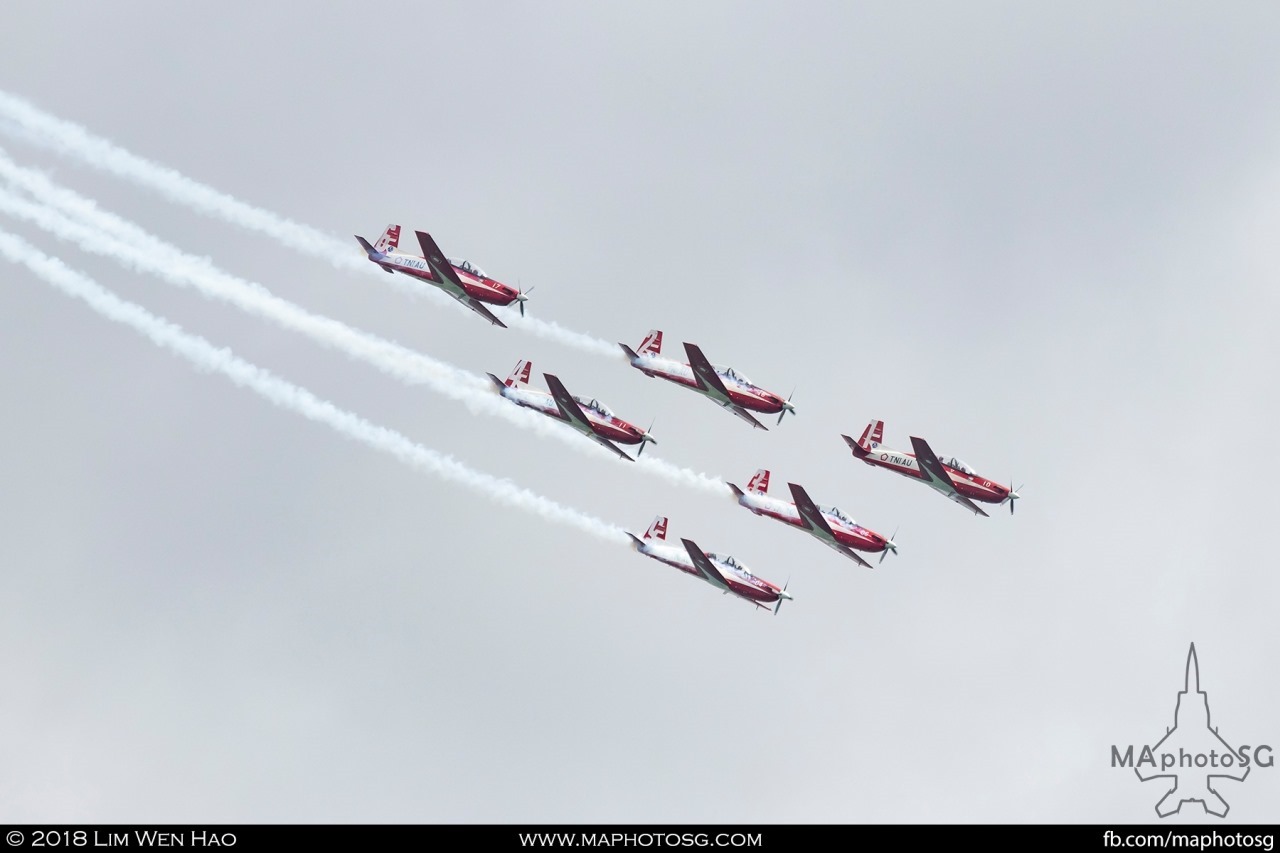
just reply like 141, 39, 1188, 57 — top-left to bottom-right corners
1002, 480, 1024, 515
776, 387, 798, 425
773, 578, 793, 615
516, 282, 534, 317
637, 417, 658, 458
879, 527, 900, 565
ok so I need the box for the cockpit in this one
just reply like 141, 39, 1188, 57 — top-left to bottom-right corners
708, 553, 753, 578
821, 505, 855, 526
572, 395, 614, 418
941, 456, 974, 474
714, 364, 752, 385
448, 257, 488, 278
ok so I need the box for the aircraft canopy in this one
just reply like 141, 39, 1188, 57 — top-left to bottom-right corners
714, 364, 752, 385
448, 257, 488, 278
821, 505, 855, 526
709, 553, 753, 578
573, 395, 614, 418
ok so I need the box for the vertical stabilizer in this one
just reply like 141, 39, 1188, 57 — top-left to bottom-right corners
373, 224, 401, 254
637, 330, 663, 356
644, 516, 669, 541
504, 359, 533, 387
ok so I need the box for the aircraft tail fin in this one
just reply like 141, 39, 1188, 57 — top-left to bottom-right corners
851, 419, 884, 455
373, 224, 401, 254
504, 359, 533, 387
865, 420, 884, 447
356, 235, 396, 272
746, 469, 771, 495
637, 329, 663, 356
644, 515, 669, 541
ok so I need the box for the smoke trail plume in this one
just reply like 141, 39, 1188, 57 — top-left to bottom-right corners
0, 91, 622, 358
0, 227, 629, 544
0, 160, 729, 496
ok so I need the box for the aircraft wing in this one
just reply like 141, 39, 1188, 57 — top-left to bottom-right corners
910, 436, 990, 517
683, 343, 768, 429
787, 483, 873, 568
415, 232, 464, 289
412, 231, 507, 327
724, 402, 768, 430
680, 539, 731, 591
544, 373, 633, 462
458, 294, 508, 328
683, 343, 734, 402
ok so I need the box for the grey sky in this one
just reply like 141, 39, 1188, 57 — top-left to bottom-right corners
2, 2, 1278, 822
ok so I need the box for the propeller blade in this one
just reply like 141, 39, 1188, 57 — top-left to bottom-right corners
637, 418, 657, 457
773, 577, 791, 616
1007, 480, 1024, 515
880, 526, 900, 563
776, 388, 797, 425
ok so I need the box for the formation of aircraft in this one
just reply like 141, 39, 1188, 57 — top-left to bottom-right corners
842, 420, 1022, 517
488, 360, 657, 461
619, 330, 796, 429
356, 227, 1025, 615
728, 469, 898, 568
355, 225, 528, 328
626, 516, 792, 614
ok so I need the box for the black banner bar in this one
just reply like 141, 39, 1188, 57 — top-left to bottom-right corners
1, 825, 1278, 851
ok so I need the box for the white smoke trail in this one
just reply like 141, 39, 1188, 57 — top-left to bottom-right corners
0, 158, 729, 495
0, 90, 622, 358
0, 227, 629, 545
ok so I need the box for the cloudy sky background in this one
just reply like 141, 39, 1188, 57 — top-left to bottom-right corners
2, 2, 1278, 822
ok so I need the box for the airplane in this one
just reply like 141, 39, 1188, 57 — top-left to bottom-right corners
354, 225, 528, 328
842, 419, 1022, 517
487, 360, 657, 462
727, 469, 898, 568
619, 330, 795, 430
626, 516, 792, 614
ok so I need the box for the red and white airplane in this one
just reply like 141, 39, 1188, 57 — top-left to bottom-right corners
842, 420, 1022, 517
727, 469, 898, 568
627, 516, 792, 614
488, 360, 657, 461
619, 330, 795, 430
355, 225, 528, 327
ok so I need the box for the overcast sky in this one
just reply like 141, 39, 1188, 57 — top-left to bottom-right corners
2, 2, 1278, 823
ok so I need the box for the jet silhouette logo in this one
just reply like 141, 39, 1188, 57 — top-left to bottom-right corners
1112, 644, 1273, 818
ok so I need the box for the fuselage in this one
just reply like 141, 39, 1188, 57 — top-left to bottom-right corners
367, 248, 521, 307
500, 385, 647, 445
736, 491, 891, 554
625, 353, 786, 414
632, 540, 784, 604
854, 441, 1011, 504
